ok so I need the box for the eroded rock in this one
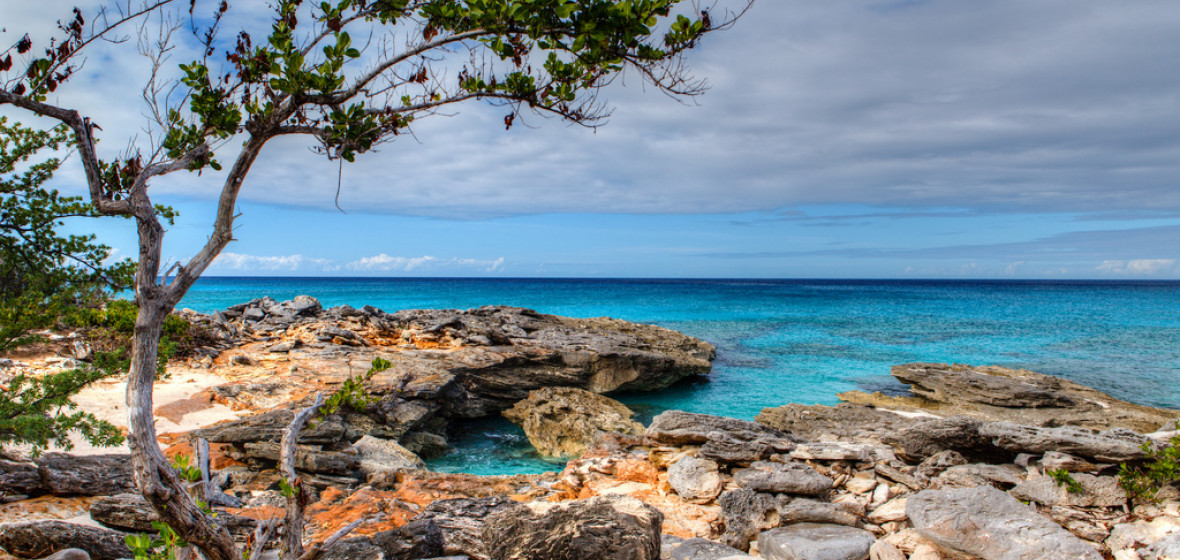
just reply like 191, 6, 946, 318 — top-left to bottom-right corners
482, 495, 662, 560
502, 387, 643, 458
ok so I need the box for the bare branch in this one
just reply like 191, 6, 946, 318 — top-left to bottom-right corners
280, 393, 326, 560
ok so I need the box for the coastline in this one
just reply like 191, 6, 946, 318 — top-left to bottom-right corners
2, 296, 1179, 560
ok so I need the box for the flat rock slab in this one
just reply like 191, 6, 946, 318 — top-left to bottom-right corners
0, 520, 131, 560
839, 363, 1180, 433
757, 523, 875, 560
667, 537, 747, 560
906, 486, 1102, 560
0, 454, 138, 499
647, 411, 795, 448
734, 461, 833, 496
1009, 473, 1127, 507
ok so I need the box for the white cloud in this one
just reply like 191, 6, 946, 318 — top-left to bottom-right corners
1096, 259, 1177, 276
347, 254, 436, 272
211, 252, 333, 272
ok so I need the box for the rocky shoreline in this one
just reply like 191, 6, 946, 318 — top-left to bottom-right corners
1, 297, 1179, 560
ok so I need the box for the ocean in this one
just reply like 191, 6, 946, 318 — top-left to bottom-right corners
176, 278, 1180, 475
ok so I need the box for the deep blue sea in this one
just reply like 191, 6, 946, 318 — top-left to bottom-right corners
176, 278, 1180, 475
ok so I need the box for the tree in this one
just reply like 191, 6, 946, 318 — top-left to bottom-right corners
0, 117, 130, 455
0, 0, 751, 557
0, 117, 134, 351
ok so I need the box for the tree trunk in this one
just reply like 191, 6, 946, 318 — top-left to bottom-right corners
125, 292, 237, 559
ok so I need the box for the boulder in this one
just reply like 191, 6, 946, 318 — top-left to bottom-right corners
733, 461, 833, 496
352, 435, 426, 475
0, 521, 131, 560
502, 387, 643, 458
667, 538, 747, 560
717, 490, 858, 551
757, 523, 876, 560
906, 486, 1102, 560
412, 497, 513, 560
667, 455, 724, 500
883, 417, 991, 462
482, 495, 662, 560
839, 363, 1180, 433
88, 493, 159, 531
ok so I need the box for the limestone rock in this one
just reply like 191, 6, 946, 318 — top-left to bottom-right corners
482, 495, 662, 560
906, 486, 1102, 560
883, 417, 990, 462
667, 538, 747, 560
352, 435, 426, 475
978, 421, 1148, 463
757, 523, 876, 560
0, 521, 131, 560
1009, 473, 1127, 507
755, 403, 920, 443
733, 461, 833, 496
35, 454, 137, 497
668, 455, 724, 500
647, 411, 795, 448
412, 497, 513, 560
840, 363, 1180, 433
717, 490, 857, 551
502, 387, 643, 458
88, 493, 159, 531
790, 442, 875, 463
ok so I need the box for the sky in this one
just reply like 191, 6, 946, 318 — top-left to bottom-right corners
5, 0, 1180, 279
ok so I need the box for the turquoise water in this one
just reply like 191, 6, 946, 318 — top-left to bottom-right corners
177, 278, 1180, 474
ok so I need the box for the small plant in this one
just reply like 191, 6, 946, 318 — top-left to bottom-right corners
318, 357, 391, 415
1118, 423, 1180, 503
125, 521, 190, 560
1046, 468, 1085, 494
170, 453, 203, 483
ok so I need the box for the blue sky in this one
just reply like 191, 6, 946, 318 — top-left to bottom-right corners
9, 0, 1180, 278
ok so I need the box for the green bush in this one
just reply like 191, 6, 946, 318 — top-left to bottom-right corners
1119, 424, 1180, 503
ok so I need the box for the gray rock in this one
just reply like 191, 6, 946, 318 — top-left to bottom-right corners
718, 489, 784, 551
34, 453, 138, 497
661, 535, 686, 559
979, 421, 1149, 463
413, 497, 513, 560
1148, 534, 1180, 560
756, 403, 918, 443
1009, 473, 1127, 507
482, 495, 662, 560
88, 493, 159, 531
840, 363, 1180, 434
791, 442, 874, 463
1039, 451, 1100, 473
668, 538, 746, 560
883, 416, 991, 462
647, 411, 794, 447
716, 491, 854, 551
0, 521, 131, 560
41, 549, 91, 560
778, 498, 859, 527
757, 523, 875, 560
699, 432, 777, 464
321, 537, 384, 560
353, 435, 426, 475
372, 518, 446, 560
906, 486, 1102, 560
239, 441, 360, 475
916, 450, 968, 479
733, 461, 833, 496
935, 464, 1023, 489
668, 455, 724, 500
0, 458, 43, 497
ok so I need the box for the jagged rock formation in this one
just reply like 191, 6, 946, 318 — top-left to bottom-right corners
838, 363, 1180, 432
502, 387, 644, 458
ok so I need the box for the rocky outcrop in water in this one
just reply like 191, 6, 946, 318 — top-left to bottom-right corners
838, 363, 1180, 432
502, 386, 644, 458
